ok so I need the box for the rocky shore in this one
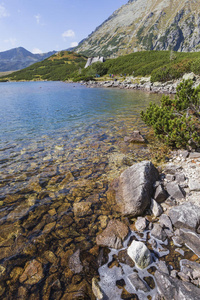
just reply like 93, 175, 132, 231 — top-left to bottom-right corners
92, 150, 200, 299
82, 72, 200, 94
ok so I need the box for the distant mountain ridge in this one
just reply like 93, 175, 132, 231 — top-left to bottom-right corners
75, 0, 200, 58
0, 47, 56, 72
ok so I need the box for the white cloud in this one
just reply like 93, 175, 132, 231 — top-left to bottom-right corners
4, 38, 17, 47
32, 48, 43, 54
62, 29, 75, 39
34, 14, 41, 24
0, 4, 10, 18
70, 42, 78, 47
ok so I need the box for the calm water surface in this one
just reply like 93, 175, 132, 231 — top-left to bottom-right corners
0, 81, 162, 299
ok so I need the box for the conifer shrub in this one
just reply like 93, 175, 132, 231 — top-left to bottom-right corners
141, 80, 200, 149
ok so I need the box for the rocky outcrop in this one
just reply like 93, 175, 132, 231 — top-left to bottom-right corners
84, 56, 105, 68
75, 0, 200, 57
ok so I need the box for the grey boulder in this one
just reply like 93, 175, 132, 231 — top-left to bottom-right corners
114, 161, 159, 216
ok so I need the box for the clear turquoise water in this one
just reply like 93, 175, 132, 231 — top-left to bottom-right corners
0, 81, 160, 145
0, 81, 163, 299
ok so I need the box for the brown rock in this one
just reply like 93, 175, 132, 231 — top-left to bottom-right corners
73, 202, 92, 218
124, 131, 145, 143
96, 219, 129, 249
19, 259, 44, 285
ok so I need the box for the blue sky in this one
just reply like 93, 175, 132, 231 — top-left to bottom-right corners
0, 0, 127, 53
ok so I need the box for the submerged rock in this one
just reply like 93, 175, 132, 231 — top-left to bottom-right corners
127, 240, 151, 269
19, 259, 44, 285
73, 202, 92, 218
68, 249, 83, 274
124, 131, 145, 143
96, 219, 129, 249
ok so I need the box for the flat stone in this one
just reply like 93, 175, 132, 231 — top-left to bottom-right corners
128, 272, 150, 292
96, 219, 129, 249
165, 182, 185, 199
165, 174, 175, 181
180, 259, 200, 281
179, 228, 200, 257
19, 259, 44, 285
155, 270, 200, 300
164, 163, 179, 175
189, 152, 200, 159
189, 179, 200, 191
175, 173, 186, 183
113, 161, 159, 216
73, 202, 92, 218
127, 240, 151, 269
156, 260, 170, 275
124, 131, 145, 143
68, 249, 83, 274
169, 202, 200, 231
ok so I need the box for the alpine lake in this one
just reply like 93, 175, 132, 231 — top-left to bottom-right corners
0, 81, 167, 299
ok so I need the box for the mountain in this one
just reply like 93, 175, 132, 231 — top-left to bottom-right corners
0, 47, 56, 72
75, 0, 200, 58
4, 51, 87, 81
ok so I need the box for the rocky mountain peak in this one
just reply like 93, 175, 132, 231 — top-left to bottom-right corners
75, 0, 200, 58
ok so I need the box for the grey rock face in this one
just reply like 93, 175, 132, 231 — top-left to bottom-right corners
76, 0, 200, 57
84, 56, 104, 68
169, 202, 200, 231
165, 182, 185, 199
114, 161, 159, 217
96, 219, 129, 249
127, 240, 151, 269
155, 270, 200, 300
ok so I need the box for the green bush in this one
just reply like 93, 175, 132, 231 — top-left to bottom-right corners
191, 58, 200, 75
151, 59, 192, 82
141, 80, 200, 148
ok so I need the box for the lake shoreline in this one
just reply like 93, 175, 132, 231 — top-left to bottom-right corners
80, 72, 200, 95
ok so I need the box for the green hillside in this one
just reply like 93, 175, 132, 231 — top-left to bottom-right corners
2, 50, 200, 83
74, 50, 200, 82
2, 51, 87, 81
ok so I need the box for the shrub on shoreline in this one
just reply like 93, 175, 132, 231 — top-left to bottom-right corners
141, 80, 200, 149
